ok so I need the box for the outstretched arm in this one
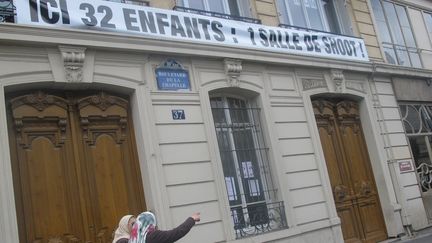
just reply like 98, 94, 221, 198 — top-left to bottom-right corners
147, 213, 200, 243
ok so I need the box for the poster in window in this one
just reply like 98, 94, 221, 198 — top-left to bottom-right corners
225, 177, 238, 201
248, 179, 261, 197
241, 161, 254, 178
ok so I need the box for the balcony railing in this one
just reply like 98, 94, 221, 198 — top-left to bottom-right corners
174, 6, 261, 24
105, 0, 149, 6
279, 23, 363, 39
0, 0, 14, 23
417, 163, 432, 192
231, 201, 287, 239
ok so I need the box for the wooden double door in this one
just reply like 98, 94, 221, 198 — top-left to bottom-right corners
7, 91, 146, 243
313, 99, 387, 243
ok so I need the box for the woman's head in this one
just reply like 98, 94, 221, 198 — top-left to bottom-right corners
129, 211, 157, 243
112, 215, 135, 243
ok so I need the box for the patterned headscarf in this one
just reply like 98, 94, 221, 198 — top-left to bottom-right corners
112, 215, 134, 243
129, 212, 157, 243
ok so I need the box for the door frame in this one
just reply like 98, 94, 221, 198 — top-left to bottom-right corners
301, 85, 405, 238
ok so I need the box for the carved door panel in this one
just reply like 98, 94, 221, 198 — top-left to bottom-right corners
313, 99, 387, 243
75, 93, 145, 242
7, 91, 145, 243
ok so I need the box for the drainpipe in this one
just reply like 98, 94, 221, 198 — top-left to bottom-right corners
370, 63, 413, 237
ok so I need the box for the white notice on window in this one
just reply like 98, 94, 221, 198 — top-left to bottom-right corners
248, 179, 261, 197
225, 177, 238, 201
242, 161, 254, 178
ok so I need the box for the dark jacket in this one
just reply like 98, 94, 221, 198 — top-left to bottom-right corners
147, 217, 196, 243
115, 217, 196, 243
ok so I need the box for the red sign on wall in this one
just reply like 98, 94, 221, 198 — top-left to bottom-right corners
398, 160, 414, 173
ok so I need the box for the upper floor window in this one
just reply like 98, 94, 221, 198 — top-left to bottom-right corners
371, 0, 422, 68
178, 0, 252, 18
276, 0, 352, 34
210, 95, 287, 239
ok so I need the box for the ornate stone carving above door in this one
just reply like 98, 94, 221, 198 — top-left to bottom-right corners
59, 45, 86, 83
330, 69, 345, 93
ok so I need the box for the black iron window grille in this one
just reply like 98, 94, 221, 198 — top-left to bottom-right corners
174, 6, 261, 24
400, 103, 432, 192
231, 201, 287, 238
210, 96, 287, 239
0, 0, 15, 23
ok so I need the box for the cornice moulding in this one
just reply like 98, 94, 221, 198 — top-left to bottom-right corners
1, 24, 432, 79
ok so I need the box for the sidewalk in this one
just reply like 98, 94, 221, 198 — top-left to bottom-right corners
390, 226, 432, 243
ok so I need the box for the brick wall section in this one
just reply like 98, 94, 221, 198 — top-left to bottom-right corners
349, 0, 384, 61
254, 0, 279, 26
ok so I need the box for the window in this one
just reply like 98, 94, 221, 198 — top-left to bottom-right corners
400, 103, 432, 193
210, 95, 287, 238
179, 0, 252, 18
276, 0, 352, 34
371, 0, 422, 68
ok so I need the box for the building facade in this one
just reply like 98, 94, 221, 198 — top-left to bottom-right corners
0, 0, 431, 242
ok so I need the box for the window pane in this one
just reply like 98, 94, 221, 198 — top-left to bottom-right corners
210, 97, 227, 123
409, 136, 431, 167
383, 45, 398, 64
228, 98, 249, 123
425, 13, 432, 38
395, 47, 411, 66
217, 130, 242, 205
209, 0, 224, 13
288, 0, 307, 28
276, 0, 290, 24
409, 51, 422, 68
237, 0, 252, 17
334, 0, 353, 34
321, 0, 341, 33
383, 1, 405, 46
371, 0, 392, 43
228, 0, 240, 16
232, 129, 264, 203
187, 0, 205, 10
395, 5, 416, 47
305, 0, 324, 30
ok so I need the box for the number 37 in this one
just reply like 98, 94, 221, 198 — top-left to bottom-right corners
79, 3, 116, 28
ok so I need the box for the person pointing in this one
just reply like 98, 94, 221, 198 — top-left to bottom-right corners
129, 211, 200, 243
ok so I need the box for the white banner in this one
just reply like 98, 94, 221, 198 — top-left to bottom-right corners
14, 0, 369, 62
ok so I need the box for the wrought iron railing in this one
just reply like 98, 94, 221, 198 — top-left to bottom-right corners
173, 6, 261, 24
417, 163, 432, 192
105, 0, 149, 6
0, 0, 14, 23
231, 201, 287, 239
